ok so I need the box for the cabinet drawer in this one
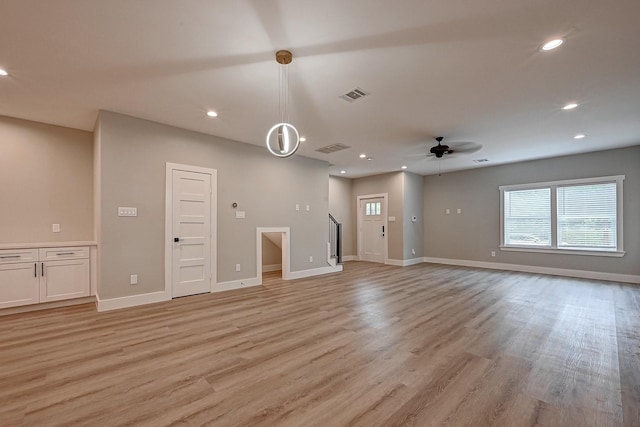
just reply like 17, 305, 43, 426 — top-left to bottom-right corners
38, 247, 89, 261
0, 248, 39, 265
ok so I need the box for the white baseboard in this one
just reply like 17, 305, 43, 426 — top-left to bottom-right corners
422, 257, 640, 284
262, 263, 282, 273
386, 258, 424, 267
96, 291, 170, 312
342, 255, 358, 262
214, 277, 261, 292
0, 296, 96, 317
288, 264, 343, 280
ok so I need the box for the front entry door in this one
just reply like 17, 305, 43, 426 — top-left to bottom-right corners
172, 169, 212, 297
360, 197, 385, 263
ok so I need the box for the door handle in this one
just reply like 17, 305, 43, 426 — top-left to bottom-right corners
382, 225, 385, 237
41, 263, 44, 276
174, 237, 180, 242
34, 263, 37, 277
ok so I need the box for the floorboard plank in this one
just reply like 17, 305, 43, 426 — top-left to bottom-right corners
0, 262, 637, 426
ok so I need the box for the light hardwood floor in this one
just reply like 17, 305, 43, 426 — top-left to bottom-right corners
1, 261, 639, 426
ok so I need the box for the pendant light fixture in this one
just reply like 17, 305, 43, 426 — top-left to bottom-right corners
266, 50, 300, 158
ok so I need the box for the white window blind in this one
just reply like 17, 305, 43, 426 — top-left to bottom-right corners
503, 188, 551, 246
557, 182, 617, 249
499, 175, 624, 256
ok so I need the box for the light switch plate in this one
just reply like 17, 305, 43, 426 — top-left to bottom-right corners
118, 207, 137, 217
388, 216, 396, 222
235, 211, 245, 219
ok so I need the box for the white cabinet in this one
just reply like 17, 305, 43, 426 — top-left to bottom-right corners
39, 247, 90, 303
0, 246, 90, 309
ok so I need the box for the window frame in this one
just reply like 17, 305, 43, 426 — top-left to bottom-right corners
499, 175, 625, 257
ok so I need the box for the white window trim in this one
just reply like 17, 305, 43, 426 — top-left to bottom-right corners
499, 175, 625, 257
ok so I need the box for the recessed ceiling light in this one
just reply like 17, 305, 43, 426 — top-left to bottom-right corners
0, 68, 8, 76
401, 165, 408, 170
573, 133, 586, 139
340, 170, 346, 174
359, 154, 366, 158
206, 111, 218, 117
300, 137, 306, 142
562, 103, 579, 110
541, 38, 564, 51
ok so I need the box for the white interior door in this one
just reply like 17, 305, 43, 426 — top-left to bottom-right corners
172, 170, 212, 298
360, 197, 385, 263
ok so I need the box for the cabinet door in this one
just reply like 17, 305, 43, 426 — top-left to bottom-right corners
40, 259, 90, 302
0, 263, 39, 308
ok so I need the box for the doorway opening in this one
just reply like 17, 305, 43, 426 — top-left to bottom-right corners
256, 227, 291, 284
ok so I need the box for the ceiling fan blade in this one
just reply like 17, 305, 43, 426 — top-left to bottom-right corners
448, 142, 482, 154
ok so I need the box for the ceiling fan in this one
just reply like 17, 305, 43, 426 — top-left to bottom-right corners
428, 136, 482, 159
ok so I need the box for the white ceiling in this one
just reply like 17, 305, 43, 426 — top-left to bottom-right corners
1, 0, 639, 177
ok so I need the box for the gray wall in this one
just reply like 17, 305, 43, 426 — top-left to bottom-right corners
423, 146, 640, 275
96, 111, 330, 299
403, 172, 424, 259
328, 176, 354, 256
0, 115, 93, 243
352, 172, 404, 260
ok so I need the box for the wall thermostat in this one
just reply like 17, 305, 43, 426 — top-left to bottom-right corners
232, 202, 238, 208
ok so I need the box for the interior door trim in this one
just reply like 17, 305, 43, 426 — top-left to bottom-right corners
165, 162, 217, 299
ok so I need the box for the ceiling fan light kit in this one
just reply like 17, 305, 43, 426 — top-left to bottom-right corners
266, 50, 300, 158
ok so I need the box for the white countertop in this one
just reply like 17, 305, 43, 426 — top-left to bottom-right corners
0, 241, 97, 250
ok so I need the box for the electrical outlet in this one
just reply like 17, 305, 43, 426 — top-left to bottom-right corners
309, 256, 313, 263
445, 209, 450, 215
52, 224, 60, 233
130, 274, 138, 285
235, 263, 241, 272
457, 208, 462, 214
491, 251, 496, 257
295, 204, 300, 211
306, 205, 310, 212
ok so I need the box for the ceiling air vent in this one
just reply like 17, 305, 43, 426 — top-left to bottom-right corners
340, 87, 370, 102
316, 143, 351, 154
473, 158, 490, 163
